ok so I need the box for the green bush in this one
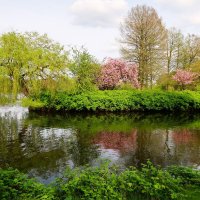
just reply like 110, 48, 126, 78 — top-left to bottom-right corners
167, 166, 200, 186
27, 90, 200, 112
54, 162, 122, 200
1, 162, 200, 200
0, 168, 54, 200
119, 161, 184, 200
54, 161, 186, 200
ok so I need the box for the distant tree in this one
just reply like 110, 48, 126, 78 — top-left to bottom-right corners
166, 28, 184, 74
173, 69, 197, 90
97, 58, 139, 90
120, 5, 167, 88
181, 34, 200, 68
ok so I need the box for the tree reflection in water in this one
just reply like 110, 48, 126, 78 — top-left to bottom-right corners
0, 106, 200, 183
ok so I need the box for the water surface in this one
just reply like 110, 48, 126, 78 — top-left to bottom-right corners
0, 106, 200, 183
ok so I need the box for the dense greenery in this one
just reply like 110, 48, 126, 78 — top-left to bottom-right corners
69, 48, 100, 92
0, 168, 54, 200
1, 161, 200, 200
0, 29, 200, 106
0, 33, 100, 102
0, 30, 200, 108
24, 90, 200, 112
0, 32, 72, 99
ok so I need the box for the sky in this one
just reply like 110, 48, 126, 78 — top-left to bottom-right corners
0, 0, 200, 61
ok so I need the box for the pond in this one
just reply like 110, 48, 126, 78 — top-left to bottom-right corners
0, 105, 200, 184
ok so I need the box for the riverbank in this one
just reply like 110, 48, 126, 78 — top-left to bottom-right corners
23, 90, 200, 112
1, 162, 200, 200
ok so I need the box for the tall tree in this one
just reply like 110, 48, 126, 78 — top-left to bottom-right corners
120, 5, 167, 88
166, 28, 184, 74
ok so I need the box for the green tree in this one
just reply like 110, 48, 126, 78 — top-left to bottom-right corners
69, 48, 100, 92
0, 31, 69, 98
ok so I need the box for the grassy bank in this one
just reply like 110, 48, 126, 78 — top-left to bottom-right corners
1, 161, 200, 200
23, 90, 200, 112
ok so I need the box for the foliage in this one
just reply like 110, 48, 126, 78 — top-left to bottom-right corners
116, 82, 136, 90
54, 161, 184, 200
0, 31, 70, 99
97, 58, 139, 90
157, 73, 176, 90
0, 168, 54, 200
28, 90, 200, 112
1, 162, 200, 200
119, 161, 183, 200
54, 162, 122, 200
173, 69, 197, 89
69, 48, 100, 92
22, 98, 45, 109
119, 5, 200, 89
167, 166, 200, 186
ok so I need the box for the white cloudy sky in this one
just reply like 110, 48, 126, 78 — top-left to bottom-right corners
0, 0, 200, 61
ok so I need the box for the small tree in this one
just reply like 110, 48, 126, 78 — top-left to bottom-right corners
173, 69, 196, 90
70, 48, 100, 92
97, 58, 139, 90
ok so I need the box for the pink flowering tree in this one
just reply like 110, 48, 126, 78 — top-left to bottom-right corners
173, 69, 197, 90
97, 58, 139, 90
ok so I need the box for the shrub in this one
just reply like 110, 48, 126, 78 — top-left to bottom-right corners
54, 161, 185, 200
54, 162, 122, 200
167, 166, 200, 186
0, 168, 54, 200
27, 90, 200, 112
119, 161, 184, 200
1, 162, 200, 200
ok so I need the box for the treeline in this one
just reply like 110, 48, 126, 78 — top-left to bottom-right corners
1, 5, 200, 103
0, 32, 101, 102
120, 5, 200, 89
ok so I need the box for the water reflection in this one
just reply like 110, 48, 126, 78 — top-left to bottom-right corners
0, 107, 200, 183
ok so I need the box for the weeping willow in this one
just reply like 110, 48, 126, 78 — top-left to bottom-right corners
0, 66, 23, 103
0, 72, 74, 104
0, 67, 12, 104
0, 31, 73, 105
12, 68, 21, 99
27, 76, 76, 97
